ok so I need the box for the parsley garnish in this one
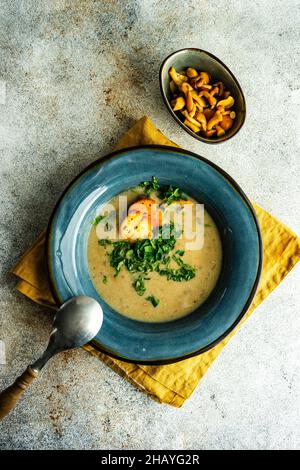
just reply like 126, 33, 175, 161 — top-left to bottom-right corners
105, 222, 112, 232
139, 176, 188, 205
92, 214, 106, 226
100, 225, 176, 277
176, 250, 185, 256
158, 185, 188, 205
146, 295, 160, 307
102, 275, 108, 284
159, 255, 196, 281
139, 176, 160, 196
98, 239, 111, 246
97, 178, 197, 298
98, 224, 196, 296
133, 276, 146, 296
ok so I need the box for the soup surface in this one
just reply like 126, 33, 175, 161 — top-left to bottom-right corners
88, 185, 222, 322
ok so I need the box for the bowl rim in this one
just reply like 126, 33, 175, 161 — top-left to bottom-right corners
46, 144, 262, 365
159, 47, 247, 144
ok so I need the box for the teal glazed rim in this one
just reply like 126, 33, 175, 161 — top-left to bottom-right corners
46, 145, 262, 365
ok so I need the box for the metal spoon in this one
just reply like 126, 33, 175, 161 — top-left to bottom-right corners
0, 296, 103, 420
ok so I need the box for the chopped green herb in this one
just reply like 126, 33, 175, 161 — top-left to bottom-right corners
97, 177, 196, 297
139, 176, 160, 196
92, 214, 106, 225
102, 275, 108, 284
139, 177, 188, 205
98, 223, 196, 296
99, 224, 176, 278
98, 239, 111, 246
176, 250, 185, 256
146, 295, 160, 307
126, 249, 134, 258
133, 276, 146, 296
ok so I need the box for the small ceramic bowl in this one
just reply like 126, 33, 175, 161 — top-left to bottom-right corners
159, 48, 246, 144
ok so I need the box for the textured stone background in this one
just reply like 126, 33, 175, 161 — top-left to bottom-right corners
0, 0, 299, 450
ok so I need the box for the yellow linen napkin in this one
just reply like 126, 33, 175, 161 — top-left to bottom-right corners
11, 117, 300, 407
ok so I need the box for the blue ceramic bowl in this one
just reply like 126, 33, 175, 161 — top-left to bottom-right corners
47, 146, 262, 364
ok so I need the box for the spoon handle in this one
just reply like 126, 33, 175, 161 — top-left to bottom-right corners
0, 366, 38, 419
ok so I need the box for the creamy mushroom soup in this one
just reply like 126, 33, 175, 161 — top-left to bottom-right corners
88, 181, 222, 323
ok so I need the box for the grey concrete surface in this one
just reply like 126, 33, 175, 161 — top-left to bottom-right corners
0, 0, 299, 450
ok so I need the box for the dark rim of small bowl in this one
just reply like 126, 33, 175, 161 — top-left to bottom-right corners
46, 145, 262, 365
159, 48, 247, 144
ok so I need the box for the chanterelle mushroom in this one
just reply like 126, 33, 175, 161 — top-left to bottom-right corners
168, 66, 236, 138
